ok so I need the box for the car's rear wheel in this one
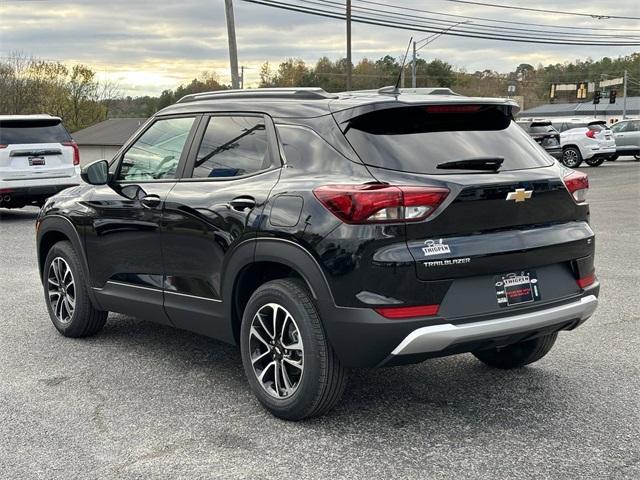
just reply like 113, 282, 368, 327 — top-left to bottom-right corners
240, 278, 347, 420
561, 147, 583, 168
43, 241, 108, 337
472, 332, 558, 369
634, 154, 640, 161
585, 157, 606, 167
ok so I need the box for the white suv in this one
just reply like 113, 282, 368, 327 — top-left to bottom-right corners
559, 121, 616, 168
0, 115, 81, 209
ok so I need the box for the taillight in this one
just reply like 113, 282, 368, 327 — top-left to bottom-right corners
563, 171, 589, 203
313, 185, 449, 224
0, 144, 7, 149
63, 141, 80, 166
375, 304, 440, 319
577, 273, 596, 289
585, 129, 596, 139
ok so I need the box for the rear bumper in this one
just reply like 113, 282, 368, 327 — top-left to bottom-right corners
390, 294, 597, 356
321, 283, 599, 368
583, 145, 616, 160
545, 146, 562, 159
0, 181, 79, 206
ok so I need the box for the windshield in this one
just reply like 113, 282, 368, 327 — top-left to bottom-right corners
344, 106, 554, 174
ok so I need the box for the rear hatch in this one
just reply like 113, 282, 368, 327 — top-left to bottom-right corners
587, 122, 615, 147
527, 121, 561, 150
341, 103, 593, 313
0, 118, 77, 181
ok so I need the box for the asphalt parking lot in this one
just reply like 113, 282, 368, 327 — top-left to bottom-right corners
1, 159, 638, 479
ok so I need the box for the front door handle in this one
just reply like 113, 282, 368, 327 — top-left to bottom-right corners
229, 196, 256, 211
140, 194, 161, 209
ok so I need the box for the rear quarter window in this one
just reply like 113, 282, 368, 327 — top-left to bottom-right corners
0, 119, 71, 144
344, 106, 554, 174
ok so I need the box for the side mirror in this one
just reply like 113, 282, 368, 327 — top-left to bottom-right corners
81, 159, 110, 185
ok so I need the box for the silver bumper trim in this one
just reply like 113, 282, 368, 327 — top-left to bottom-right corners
391, 295, 598, 356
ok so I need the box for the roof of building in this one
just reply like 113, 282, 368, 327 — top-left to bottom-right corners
160, 87, 518, 119
520, 96, 640, 118
72, 118, 147, 146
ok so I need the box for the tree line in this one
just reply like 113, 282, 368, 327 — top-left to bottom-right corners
0, 53, 119, 132
1, 51, 638, 132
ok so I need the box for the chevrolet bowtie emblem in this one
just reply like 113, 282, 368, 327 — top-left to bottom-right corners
506, 188, 533, 202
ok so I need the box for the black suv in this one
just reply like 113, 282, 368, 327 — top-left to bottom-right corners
516, 120, 562, 159
36, 88, 599, 420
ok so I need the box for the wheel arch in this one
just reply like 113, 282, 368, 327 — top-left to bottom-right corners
222, 238, 334, 344
37, 215, 99, 306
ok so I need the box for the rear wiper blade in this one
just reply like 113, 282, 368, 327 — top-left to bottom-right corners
436, 157, 504, 171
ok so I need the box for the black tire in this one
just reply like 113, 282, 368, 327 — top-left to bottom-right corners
607, 154, 619, 161
472, 332, 558, 369
634, 154, 640, 161
43, 241, 108, 337
585, 157, 606, 167
240, 278, 347, 420
561, 147, 583, 168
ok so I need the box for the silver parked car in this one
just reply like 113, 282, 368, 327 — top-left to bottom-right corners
609, 119, 640, 160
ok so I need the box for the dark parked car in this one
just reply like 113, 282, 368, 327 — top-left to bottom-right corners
517, 120, 562, 159
36, 88, 599, 420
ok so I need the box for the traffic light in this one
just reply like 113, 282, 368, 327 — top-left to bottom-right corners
593, 90, 601, 104
609, 89, 617, 104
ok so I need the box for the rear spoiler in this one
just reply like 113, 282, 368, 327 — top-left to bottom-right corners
332, 98, 520, 126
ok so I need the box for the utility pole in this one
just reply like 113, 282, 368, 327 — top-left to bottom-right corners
411, 41, 417, 88
623, 69, 628, 119
224, 0, 240, 89
240, 66, 245, 89
346, 0, 352, 91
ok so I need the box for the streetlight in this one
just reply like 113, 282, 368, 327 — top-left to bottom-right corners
411, 20, 471, 88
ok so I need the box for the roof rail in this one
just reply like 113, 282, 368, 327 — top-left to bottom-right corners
374, 86, 460, 97
176, 87, 338, 104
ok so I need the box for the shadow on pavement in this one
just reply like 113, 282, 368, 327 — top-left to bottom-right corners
89, 312, 574, 431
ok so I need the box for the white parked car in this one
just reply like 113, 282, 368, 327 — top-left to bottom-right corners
559, 121, 616, 168
0, 115, 81, 209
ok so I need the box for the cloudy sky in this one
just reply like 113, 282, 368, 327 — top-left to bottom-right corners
0, 0, 638, 96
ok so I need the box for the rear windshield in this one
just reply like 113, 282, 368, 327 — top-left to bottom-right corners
529, 123, 557, 134
344, 106, 553, 174
0, 119, 71, 144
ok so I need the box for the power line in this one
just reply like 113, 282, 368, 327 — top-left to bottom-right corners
242, 0, 640, 46
440, 0, 640, 21
356, 0, 640, 32
322, 0, 640, 40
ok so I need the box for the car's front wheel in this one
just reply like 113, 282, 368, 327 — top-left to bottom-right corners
240, 278, 347, 420
607, 154, 619, 161
561, 147, 583, 168
43, 241, 108, 337
472, 332, 558, 369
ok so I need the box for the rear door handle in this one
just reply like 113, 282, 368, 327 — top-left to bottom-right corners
140, 194, 161, 209
229, 196, 256, 211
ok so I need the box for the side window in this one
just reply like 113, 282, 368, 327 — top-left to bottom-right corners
192, 115, 270, 178
632, 121, 640, 132
117, 117, 194, 181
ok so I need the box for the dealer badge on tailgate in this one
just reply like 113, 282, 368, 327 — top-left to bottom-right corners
495, 271, 541, 307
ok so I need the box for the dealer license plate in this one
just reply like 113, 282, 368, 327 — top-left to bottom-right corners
495, 271, 541, 307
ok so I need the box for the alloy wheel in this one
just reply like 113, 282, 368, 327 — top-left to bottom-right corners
563, 149, 580, 167
47, 257, 76, 324
249, 303, 304, 399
